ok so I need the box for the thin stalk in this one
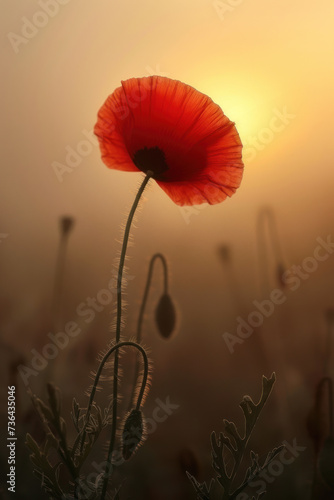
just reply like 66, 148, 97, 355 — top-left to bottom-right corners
52, 227, 71, 332
257, 208, 270, 296
78, 341, 149, 457
137, 253, 168, 342
324, 313, 334, 376
47, 217, 73, 384
257, 207, 284, 296
101, 172, 152, 500
320, 377, 333, 438
128, 253, 168, 410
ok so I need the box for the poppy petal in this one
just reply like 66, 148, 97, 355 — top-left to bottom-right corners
94, 76, 244, 206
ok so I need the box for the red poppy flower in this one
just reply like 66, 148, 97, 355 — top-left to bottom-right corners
94, 76, 243, 206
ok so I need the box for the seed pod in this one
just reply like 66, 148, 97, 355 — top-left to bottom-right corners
217, 245, 230, 263
60, 216, 74, 235
318, 436, 334, 489
155, 293, 176, 339
276, 262, 286, 288
122, 409, 144, 460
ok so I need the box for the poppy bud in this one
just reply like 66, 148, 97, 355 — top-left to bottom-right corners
122, 409, 144, 460
155, 293, 176, 339
318, 436, 334, 489
276, 262, 286, 288
217, 245, 230, 263
60, 216, 74, 235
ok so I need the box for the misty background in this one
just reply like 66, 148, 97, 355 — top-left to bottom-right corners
1, 0, 334, 498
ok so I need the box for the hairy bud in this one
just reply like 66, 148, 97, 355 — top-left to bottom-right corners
155, 293, 176, 339
60, 216, 74, 235
122, 409, 144, 460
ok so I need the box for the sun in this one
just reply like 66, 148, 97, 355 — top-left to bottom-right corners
214, 93, 266, 144
206, 76, 273, 145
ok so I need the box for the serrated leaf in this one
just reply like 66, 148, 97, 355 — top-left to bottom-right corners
60, 417, 67, 438
210, 432, 230, 491
188, 374, 279, 500
44, 432, 59, 453
28, 442, 64, 499
47, 382, 62, 417
26, 433, 41, 456
186, 472, 212, 500
223, 420, 242, 449
35, 398, 54, 423
71, 398, 81, 431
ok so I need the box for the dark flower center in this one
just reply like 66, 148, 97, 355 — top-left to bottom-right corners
133, 147, 169, 179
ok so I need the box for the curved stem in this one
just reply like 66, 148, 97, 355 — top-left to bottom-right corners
79, 341, 149, 458
128, 253, 168, 411
137, 253, 168, 343
102, 172, 152, 500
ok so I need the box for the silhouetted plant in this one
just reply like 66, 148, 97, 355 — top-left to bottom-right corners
187, 373, 283, 500
137, 253, 176, 341
256, 207, 286, 295
129, 253, 176, 410
217, 244, 243, 311
308, 376, 334, 497
26, 341, 150, 499
26, 76, 245, 499
52, 216, 75, 332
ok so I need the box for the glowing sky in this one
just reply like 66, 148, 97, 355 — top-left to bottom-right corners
1, 0, 334, 344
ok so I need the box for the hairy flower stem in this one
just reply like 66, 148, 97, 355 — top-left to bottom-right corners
79, 341, 149, 457
101, 173, 152, 500
129, 253, 168, 409
137, 253, 168, 341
